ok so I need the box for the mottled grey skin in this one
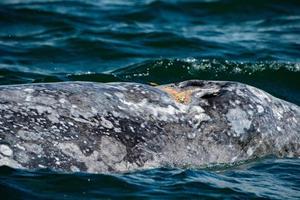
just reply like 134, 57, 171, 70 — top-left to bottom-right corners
0, 80, 299, 173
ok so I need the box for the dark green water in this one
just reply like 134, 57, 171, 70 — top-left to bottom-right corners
0, 0, 300, 199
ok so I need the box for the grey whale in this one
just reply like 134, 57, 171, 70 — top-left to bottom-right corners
0, 80, 299, 173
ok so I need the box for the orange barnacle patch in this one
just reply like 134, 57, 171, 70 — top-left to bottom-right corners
160, 87, 193, 104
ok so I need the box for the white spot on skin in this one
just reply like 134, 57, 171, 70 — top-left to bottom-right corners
247, 147, 254, 156
187, 132, 196, 139
25, 95, 32, 101
236, 89, 244, 96
24, 88, 34, 93
194, 113, 210, 126
14, 144, 25, 151
235, 100, 241, 105
47, 112, 60, 123
257, 105, 264, 113
277, 126, 282, 132
15, 151, 30, 164
189, 106, 210, 127
100, 136, 127, 164
0, 157, 22, 168
117, 106, 125, 110
226, 107, 251, 136
231, 156, 238, 162
100, 117, 114, 129
129, 126, 135, 132
68, 121, 74, 126
59, 98, 67, 104
293, 117, 297, 123
247, 110, 254, 116
23, 143, 43, 154
70, 165, 80, 172
115, 92, 124, 99
57, 142, 108, 173
91, 107, 98, 115
38, 164, 46, 168
104, 92, 112, 98
229, 100, 236, 106
119, 98, 182, 122
274, 107, 284, 120
114, 127, 122, 133
0, 145, 13, 157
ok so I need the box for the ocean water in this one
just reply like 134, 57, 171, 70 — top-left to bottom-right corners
0, 0, 299, 199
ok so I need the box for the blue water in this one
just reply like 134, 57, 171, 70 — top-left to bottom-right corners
0, 0, 300, 199
1, 158, 300, 199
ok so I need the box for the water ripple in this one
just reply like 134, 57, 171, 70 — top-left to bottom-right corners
0, 158, 299, 199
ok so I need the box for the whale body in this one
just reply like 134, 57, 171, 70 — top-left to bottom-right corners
0, 80, 299, 173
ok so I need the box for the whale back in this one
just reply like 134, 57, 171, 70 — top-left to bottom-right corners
0, 81, 299, 173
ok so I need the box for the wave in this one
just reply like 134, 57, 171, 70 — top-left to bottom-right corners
1, 58, 299, 105
1, 0, 300, 64
0, 158, 299, 199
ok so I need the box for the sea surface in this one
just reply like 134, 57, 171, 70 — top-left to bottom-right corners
0, 0, 300, 199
